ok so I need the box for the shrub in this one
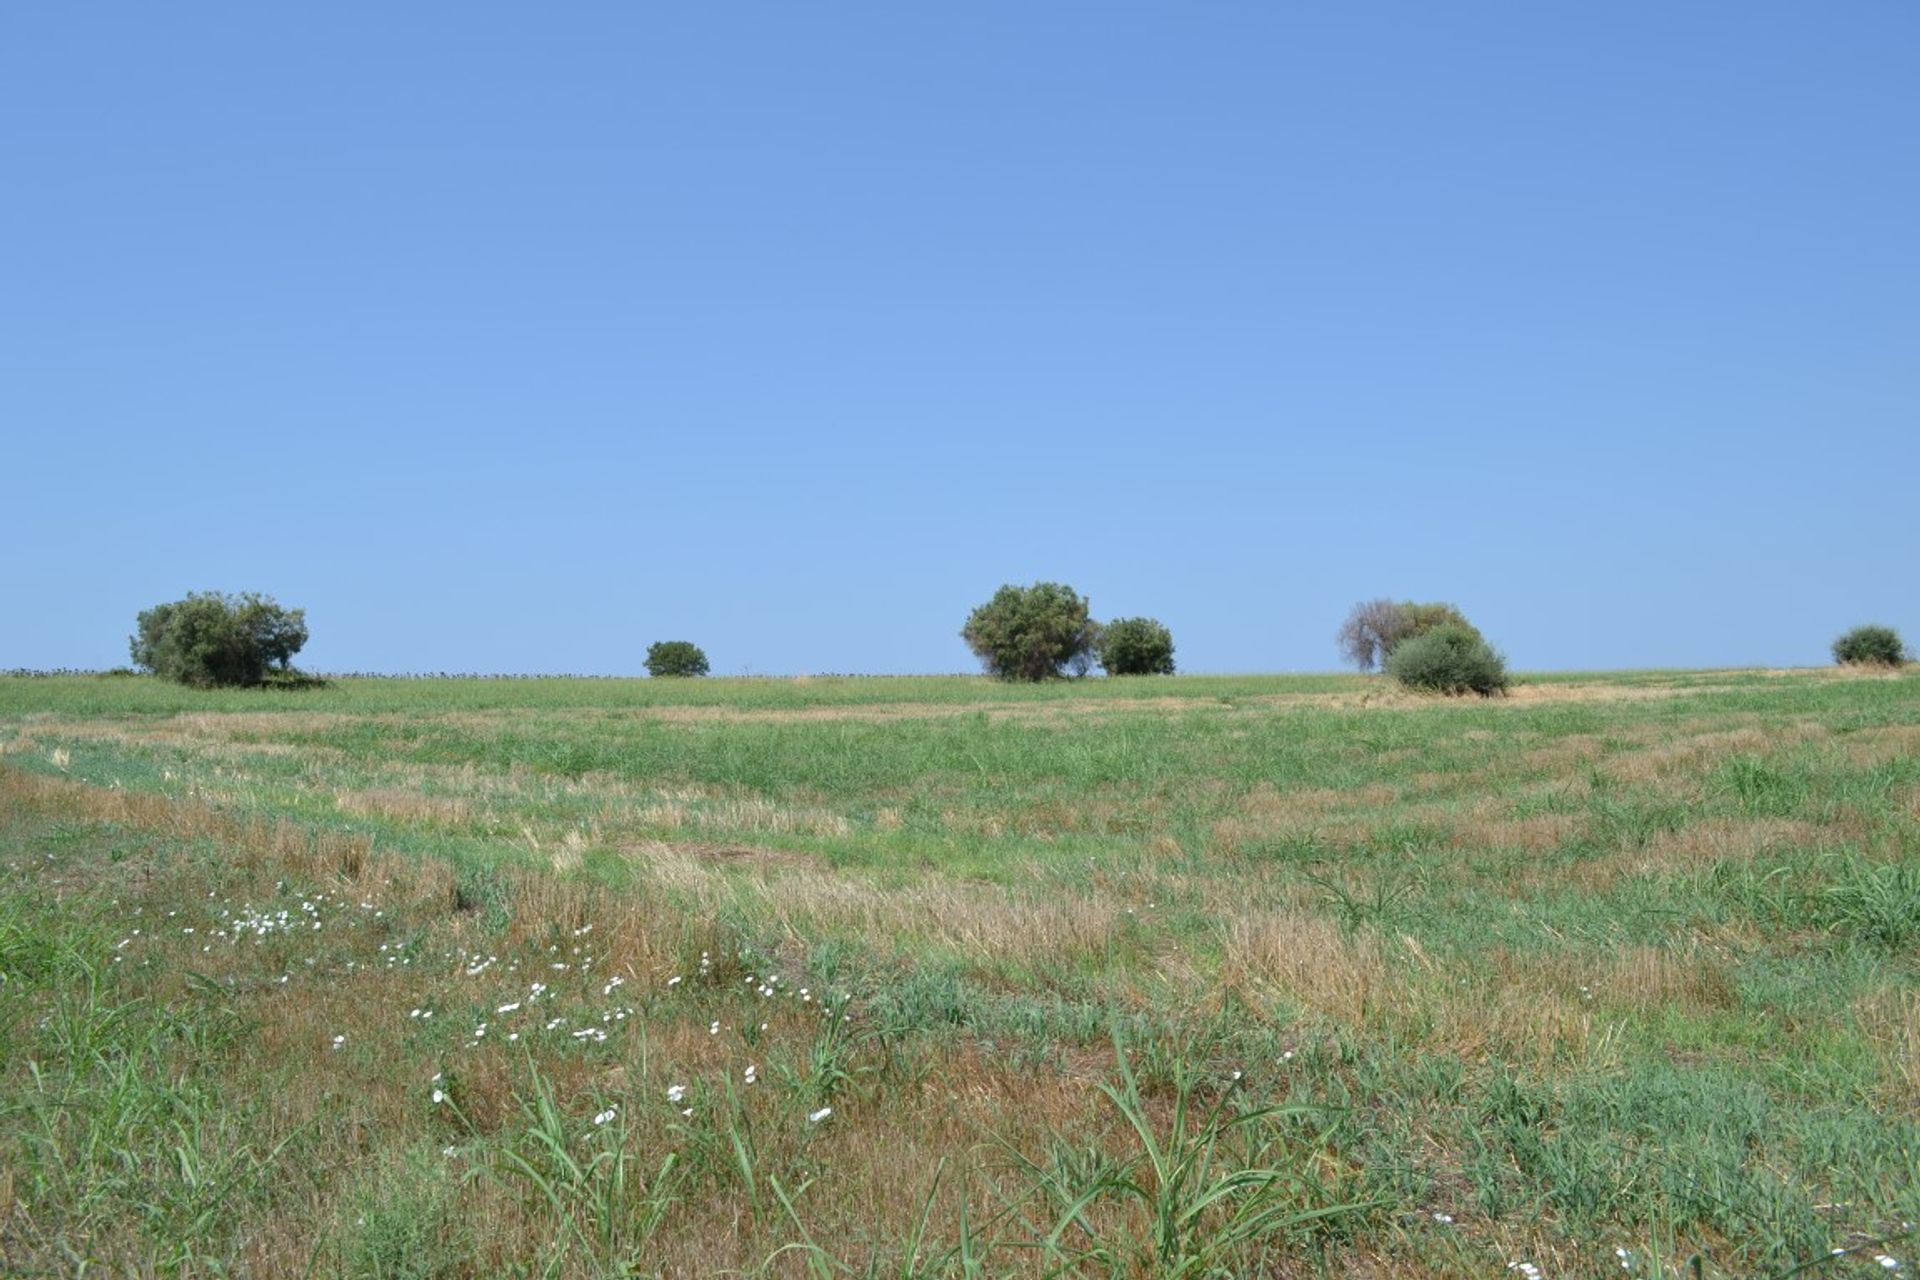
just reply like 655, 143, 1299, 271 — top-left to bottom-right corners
960, 582, 1097, 681
1097, 617, 1175, 676
1832, 625, 1906, 668
129, 592, 309, 688
645, 641, 709, 678
1384, 624, 1508, 696
1337, 599, 1482, 672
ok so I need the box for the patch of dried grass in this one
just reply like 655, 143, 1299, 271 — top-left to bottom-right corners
1641, 817, 1826, 868
633, 794, 851, 839
1451, 811, 1581, 852
1220, 912, 1397, 1026
1434, 984, 1607, 1069
334, 787, 474, 826
1598, 944, 1737, 1014
1855, 989, 1920, 1110
621, 841, 1125, 970
1841, 724, 1920, 767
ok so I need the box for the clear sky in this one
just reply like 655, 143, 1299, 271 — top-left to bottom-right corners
4, 4, 1915, 675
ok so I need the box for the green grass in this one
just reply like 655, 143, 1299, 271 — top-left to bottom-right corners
1, 666, 1917, 1276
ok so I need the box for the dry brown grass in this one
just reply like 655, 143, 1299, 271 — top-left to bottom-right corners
1549, 815, 1832, 897
625, 844, 1132, 973
1641, 817, 1827, 868
1433, 983, 1607, 1070
1209, 782, 1401, 854
633, 793, 853, 839
1220, 912, 1398, 1027
1598, 944, 1737, 1014
334, 786, 477, 826
1450, 809, 1582, 852
1840, 724, 1920, 767
1855, 989, 1920, 1110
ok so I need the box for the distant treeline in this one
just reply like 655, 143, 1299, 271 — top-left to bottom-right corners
317, 671, 974, 680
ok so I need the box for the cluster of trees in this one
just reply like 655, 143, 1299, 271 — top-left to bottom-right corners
1336, 598, 1508, 695
959, 583, 1175, 681
124, 591, 1909, 692
952, 589, 1516, 695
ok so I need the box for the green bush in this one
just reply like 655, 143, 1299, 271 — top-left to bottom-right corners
960, 582, 1097, 681
129, 592, 309, 688
1384, 624, 1508, 696
1097, 617, 1175, 676
645, 641, 709, 678
1832, 625, 1906, 668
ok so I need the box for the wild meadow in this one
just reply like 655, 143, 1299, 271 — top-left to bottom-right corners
1, 666, 1917, 1277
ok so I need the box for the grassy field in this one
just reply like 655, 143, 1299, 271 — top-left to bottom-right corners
2, 667, 1917, 1278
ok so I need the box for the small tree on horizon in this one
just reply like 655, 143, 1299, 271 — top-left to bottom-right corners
1097, 617, 1175, 676
645, 641, 710, 678
1833, 625, 1907, 668
961, 582, 1097, 681
130, 591, 309, 688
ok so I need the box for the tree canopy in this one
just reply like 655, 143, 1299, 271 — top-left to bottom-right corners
645, 640, 710, 678
961, 582, 1098, 681
1097, 616, 1175, 676
131, 592, 309, 687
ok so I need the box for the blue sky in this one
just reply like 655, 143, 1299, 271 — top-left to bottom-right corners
5, 4, 1915, 675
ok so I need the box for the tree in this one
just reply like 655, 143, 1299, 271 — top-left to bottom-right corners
1097, 617, 1175, 676
1384, 624, 1509, 696
239, 594, 309, 669
1336, 599, 1408, 672
960, 582, 1097, 681
130, 591, 309, 688
645, 640, 710, 677
1833, 625, 1907, 668
1337, 599, 1483, 672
